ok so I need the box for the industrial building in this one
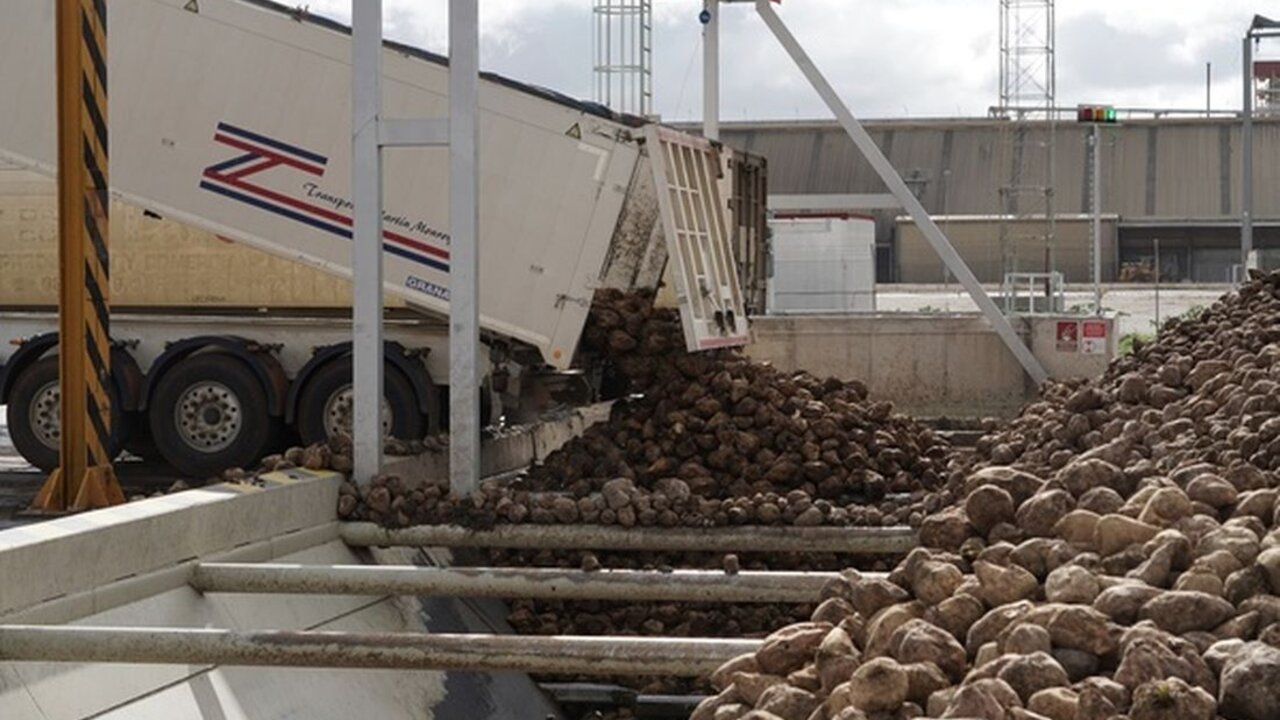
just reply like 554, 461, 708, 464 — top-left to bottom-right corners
713, 116, 1280, 283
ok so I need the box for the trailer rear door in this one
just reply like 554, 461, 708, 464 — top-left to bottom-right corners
646, 126, 750, 351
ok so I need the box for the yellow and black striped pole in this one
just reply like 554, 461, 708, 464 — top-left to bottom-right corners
32, 0, 124, 511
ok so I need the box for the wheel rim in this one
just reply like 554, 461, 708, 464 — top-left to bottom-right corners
323, 384, 392, 440
174, 381, 242, 452
28, 381, 61, 450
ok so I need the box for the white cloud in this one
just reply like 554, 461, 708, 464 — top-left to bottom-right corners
296, 1, 1278, 120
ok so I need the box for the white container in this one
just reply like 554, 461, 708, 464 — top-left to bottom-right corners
768, 216, 876, 313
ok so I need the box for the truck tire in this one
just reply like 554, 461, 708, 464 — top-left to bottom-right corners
148, 353, 276, 479
295, 357, 426, 446
122, 411, 159, 461
6, 356, 125, 472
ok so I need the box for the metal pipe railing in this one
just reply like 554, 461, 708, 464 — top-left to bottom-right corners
339, 522, 918, 555
191, 563, 846, 603
0, 626, 760, 677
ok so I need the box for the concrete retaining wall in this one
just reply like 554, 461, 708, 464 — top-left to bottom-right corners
749, 314, 1032, 417
1029, 315, 1117, 380
748, 313, 1117, 417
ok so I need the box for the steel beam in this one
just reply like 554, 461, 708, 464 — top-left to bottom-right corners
351, 1, 481, 489
703, 1, 719, 141
190, 563, 846, 603
379, 118, 450, 148
0, 626, 758, 677
753, 0, 1048, 384
1089, 123, 1102, 313
351, 0, 385, 485
1243, 34, 1255, 275
449, 0, 482, 497
340, 522, 918, 554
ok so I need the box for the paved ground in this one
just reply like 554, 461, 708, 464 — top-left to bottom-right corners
0, 415, 42, 528
0, 413, 177, 528
875, 285, 1229, 339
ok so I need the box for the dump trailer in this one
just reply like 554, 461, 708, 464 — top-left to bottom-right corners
0, 0, 764, 478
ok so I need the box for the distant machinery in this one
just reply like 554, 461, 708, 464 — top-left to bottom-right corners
1256, 61, 1280, 114
996, 0, 1057, 292
592, 0, 653, 116
1243, 15, 1280, 271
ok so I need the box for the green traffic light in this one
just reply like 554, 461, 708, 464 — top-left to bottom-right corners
1105, 106, 1117, 123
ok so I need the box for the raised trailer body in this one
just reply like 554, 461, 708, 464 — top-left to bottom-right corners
0, 0, 762, 477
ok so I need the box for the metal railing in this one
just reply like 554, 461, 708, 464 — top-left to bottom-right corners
0, 626, 757, 677
190, 563, 846, 604
1002, 271, 1065, 315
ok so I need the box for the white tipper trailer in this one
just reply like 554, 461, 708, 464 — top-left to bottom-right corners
0, 0, 767, 478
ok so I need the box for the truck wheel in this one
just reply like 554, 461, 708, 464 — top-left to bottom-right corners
149, 353, 276, 479
122, 411, 159, 461
6, 356, 125, 472
295, 358, 426, 446
7, 357, 63, 471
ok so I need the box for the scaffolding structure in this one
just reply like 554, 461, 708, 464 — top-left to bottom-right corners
996, 0, 1057, 296
592, 0, 653, 116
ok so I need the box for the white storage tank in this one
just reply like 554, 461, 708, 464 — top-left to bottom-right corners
768, 215, 877, 313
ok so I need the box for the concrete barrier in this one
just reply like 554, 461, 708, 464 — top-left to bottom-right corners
748, 313, 1117, 417
749, 313, 1031, 416
0, 471, 562, 719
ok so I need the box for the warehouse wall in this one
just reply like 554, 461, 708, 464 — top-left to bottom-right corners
896, 215, 1120, 284
698, 117, 1280, 283
713, 117, 1280, 220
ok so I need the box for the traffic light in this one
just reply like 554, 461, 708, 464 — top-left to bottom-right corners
1077, 104, 1118, 123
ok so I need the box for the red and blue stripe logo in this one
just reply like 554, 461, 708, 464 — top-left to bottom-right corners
200, 122, 450, 273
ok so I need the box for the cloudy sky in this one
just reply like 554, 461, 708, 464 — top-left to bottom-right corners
304, 0, 1273, 121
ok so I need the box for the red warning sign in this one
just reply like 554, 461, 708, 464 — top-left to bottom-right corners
1056, 320, 1079, 353
1082, 320, 1108, 355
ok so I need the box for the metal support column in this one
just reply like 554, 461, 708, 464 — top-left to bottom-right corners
34, 0, 124, 511
751, 0, 1047, 383
1243, 34, 1255, 274
449, 0, 482, 497
703, 1, 719, 141
350, 1, 477, 492
1089, 123, 1102, 314
351, 0, 385, 485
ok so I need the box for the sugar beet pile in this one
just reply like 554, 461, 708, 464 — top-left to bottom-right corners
339, 289, 952, 530
694, 272, 1280, 720
333, 290, 955, 697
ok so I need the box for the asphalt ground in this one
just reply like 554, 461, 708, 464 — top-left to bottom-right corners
0, 413, 177, 528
